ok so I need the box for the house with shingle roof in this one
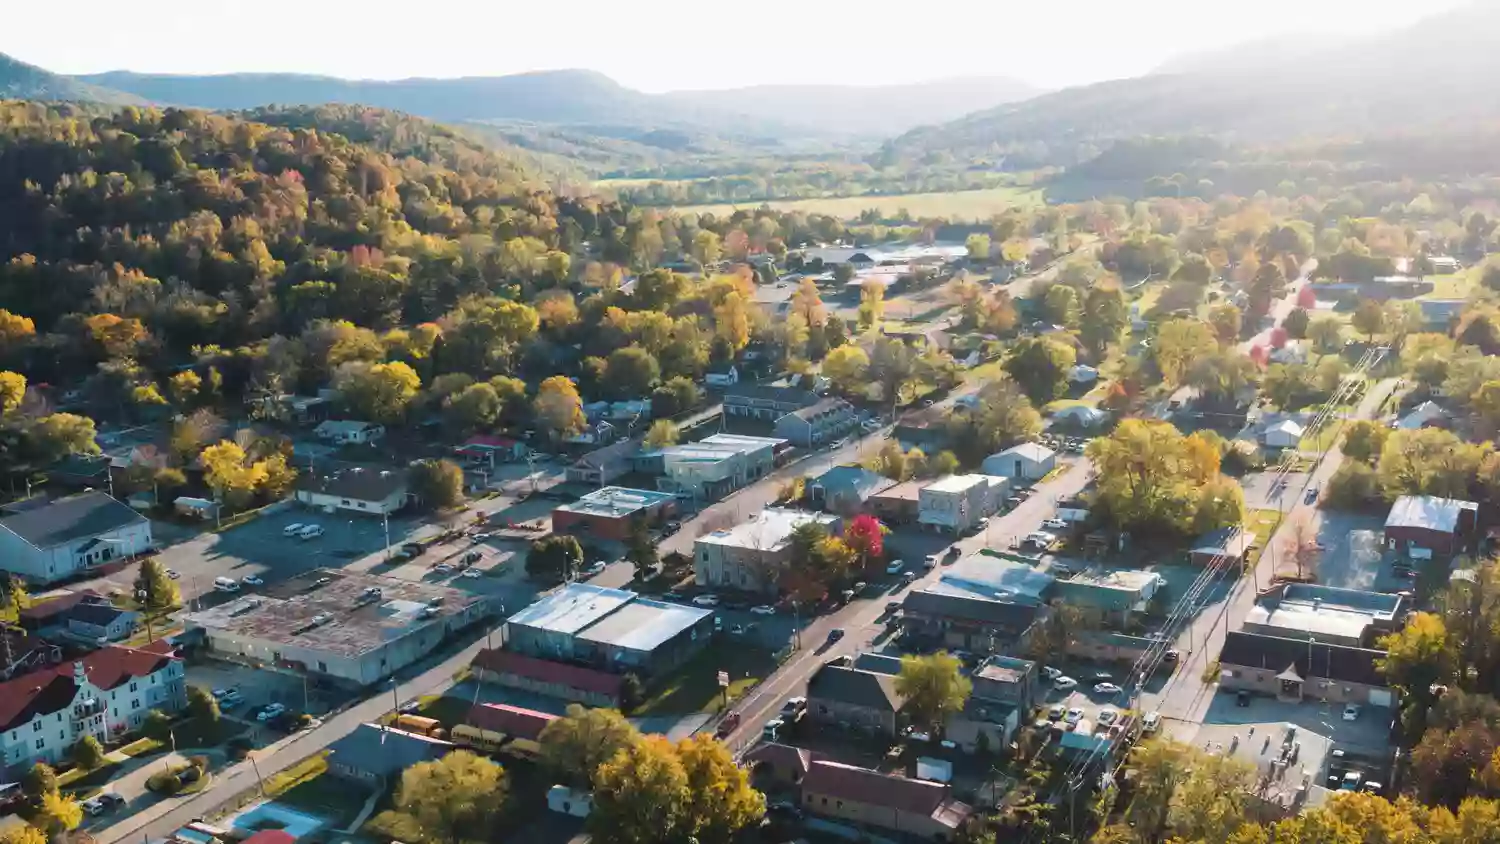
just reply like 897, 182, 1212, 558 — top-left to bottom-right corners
801, 760, 973, 840
0, 492, 152, 585
326, 723, 452, 783
805, 663, 906, 736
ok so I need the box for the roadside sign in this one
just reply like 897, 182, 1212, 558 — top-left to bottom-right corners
717, 670, 730, 688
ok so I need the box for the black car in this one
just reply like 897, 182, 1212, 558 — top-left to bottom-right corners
1236, 690, 1251, 707
827, 628, 845, 642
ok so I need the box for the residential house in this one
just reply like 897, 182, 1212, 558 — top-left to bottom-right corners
893, 409, 952, 453
565, 419, 616, 447
1051, 569, 1163, 626
801, 760, 973, 841
1053, 405, 1107, 430
565, 440, 640, 486
503, 583, 714, 680
807, 466, 896, 515
62, 603, 139, 644
0, 493, 152, 585
805, 662, 906, 736
1190, 528, 1256, 567
551, 487, 676, 541
0, 645, 185, 776
946, 655, 1034, 753
981, 443, 1057, 481
658, 433, 784, 501
705, 366, 739, 388
867, 480, 926, 525
326, 723, 452, 783
723, 385, 821, 422
294, 466, 409, 515
17, 591, 106, 633
694, 509, 841, 594
1261, 420, 1304, 449
1217, 630, 1395, 709
773, 398, 857, 447
918, 475, 990, 535
1395, 401, 1450, 431
453, 435, 527, 467
314, 420, 385, 446
1385, 495, 1477, 557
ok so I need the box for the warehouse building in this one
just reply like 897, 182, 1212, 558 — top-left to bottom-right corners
550, 486, 676, 541
504, 583, 714, 679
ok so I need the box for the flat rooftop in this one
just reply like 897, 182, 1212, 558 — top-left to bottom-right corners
975, 655, 1033, 684
554, 486, 675, 519
922, 474, 988, 495
696, 508, 838, 551
932, 554, 1054, 604
574, 598, 711, 652
507, 583, 634, 635
185, 570, 484, 658
660, 433, 785, 464
1065, 568, 1163, 593
1245, 583, 1403, 641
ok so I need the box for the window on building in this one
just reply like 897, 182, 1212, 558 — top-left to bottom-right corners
131, 700, 139, 709
129, 682, 138, 693
34, 739, 43, 750
32, 722, 41, 732
319, 661, 328, 672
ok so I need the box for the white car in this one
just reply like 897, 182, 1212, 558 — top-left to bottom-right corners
298, 524, 324, 540
241, 575, 263, 587
1053, 676, 1078, 691
1342, 704, 1361, 721
1047, 704, 1066, 721
1097, 708, 1119, 726
1095, 682, 1123, 695
1041, 518, 1068, 530
750, 605, 777, 616
282, 523, 305, 537
1042, 666, 1063, 681
1063, 707, 1084, 725
692, 595, 720, 608
460, 568, 482, 579
257, 703, 286, 722
886, 560, 905, 575
1142, 711, 1162, 734
584, 561, 607, 576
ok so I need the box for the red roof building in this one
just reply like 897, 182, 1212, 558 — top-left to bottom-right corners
800, 760, 972, 841
466, 703, 558, 742
471, 648, 623, 707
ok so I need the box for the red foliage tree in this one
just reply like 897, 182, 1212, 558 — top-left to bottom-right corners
1296, 285, 1316, 309
844, 514, 885, 567
1269, 326, 1289, 349
1249, 344, 1269, 367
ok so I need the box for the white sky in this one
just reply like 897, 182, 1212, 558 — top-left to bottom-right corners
2, 0, 1473, 92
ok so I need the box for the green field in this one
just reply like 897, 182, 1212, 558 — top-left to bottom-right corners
1423, 270, 1477, 299
668, 187, 1043, 221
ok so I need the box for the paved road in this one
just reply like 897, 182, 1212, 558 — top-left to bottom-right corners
1145, 375, 1399, 728
720, 460, 1094, 751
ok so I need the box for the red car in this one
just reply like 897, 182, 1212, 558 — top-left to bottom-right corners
715, 712, 741, 737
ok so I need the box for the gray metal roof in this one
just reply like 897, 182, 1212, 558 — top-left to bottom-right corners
1386, 495, 1477, 534
0, 492, 145, 549
327, 723, 452, 777
807, 665, 904, 712
574, 598, 711, 653
507, 583, 635, 635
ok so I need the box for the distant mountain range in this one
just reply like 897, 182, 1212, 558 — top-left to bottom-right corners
885, 1, 1500, 167
0, 53, 142, 105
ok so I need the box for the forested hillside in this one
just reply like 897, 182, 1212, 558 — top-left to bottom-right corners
0, 53, 140, 105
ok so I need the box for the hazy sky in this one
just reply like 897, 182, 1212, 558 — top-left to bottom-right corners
3, 0, 1473, 92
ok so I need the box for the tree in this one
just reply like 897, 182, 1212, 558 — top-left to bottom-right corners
896, 652, 972, 732
1283, 306, 1310, 339
868, 337, 917, 408
1247, 261, 1287, 318
1167, 750, 1256, 842
527, 535, 583, 581
1, 575, 29, 618
1003, 336, 1076, 405
0, 309, 36, 351
823, 344, 870, 394
0, 371, 24, 414
34, 792, 81, 837
1307, 317, 1344, 355
533, 376, 585, 442
0, 824, 46, 844
1154, 319, 1218, 386
651, 376, 699, 417
29, 413, 99, 462
1378, 612, 1455, 729
71, 735, 106, 771
858, 280, 885, 331
790, 278, 826, 326
1042, 284, 1080, 328
1341, 420, 1389, 464
843, 513, 885, 567
588, 735, 690, 844
538, 705, 641, 789
781, 523, 856, 602
335, 360, 421, 423
1207, 303, 1242, 345
1080, 281, 1128, 356
929, 450, 960, 476
643, 419, 679, 450
1087, 419, 1245, 536
168, 370, 202, 406
200, 440, 264, 509
186, 685, 221, 723
1378, 428, 1490, 500
712, 292, 751, 353
1282, 516, 1322, 579
865, 440, 911, 482
404, 459, 464, 510
1352, 298, 1387, 341
966, 233, 991, 262
692, 230, 722, 268
1325, 461, 1380, 510
371, 750, 507, 844
675, 734, 766, 843
625, 519, 658, 581
21, 763, 58, 801
605, 346, 661, 399
134, 557, 180, 610
984, 290, 1019, 335
442, 382, 500, 433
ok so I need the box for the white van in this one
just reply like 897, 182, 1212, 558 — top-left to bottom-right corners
298, 524, 325, 540
213, 577, 240, 593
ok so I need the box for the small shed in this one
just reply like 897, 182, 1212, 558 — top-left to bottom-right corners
1261, 420, 1304, 449
173, 497, 219, 520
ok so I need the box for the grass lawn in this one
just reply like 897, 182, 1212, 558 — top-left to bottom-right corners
263, 753, 329, 799
1297, 423, 1343, 453
673, 187, 1043, 221
1423, 270, 1476, 299
634, 644, 780, 716
275, 763, 371, 827
1244, 509, 1285, 568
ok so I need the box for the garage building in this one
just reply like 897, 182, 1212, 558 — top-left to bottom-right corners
1384, 495, 1477, 557
551, 486, 676, 541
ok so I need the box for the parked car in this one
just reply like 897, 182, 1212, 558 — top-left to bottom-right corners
715, 712, 741, 737
401, 542, 424, 556
1063, 707, 1084, 725
1142, 711, 1162, 734
780, 697, 807, 719
1306, 484, 1320, 504
750, 605, 777, 615
662, 521, 681, 536
886, 560, 905, 575
923, 555, 939, 570
827, 628, 845, 642
1042, 518, 1068, 530
298, 524, 325, 540
692, 595, 720, 607
1097, 708, 1119, 726
583, 560, 607, 576
901, 571, 917, 585
1053, 676, 1078, 691
1041, 666, 1063, 681
463, 550, 483, 564
1094, 682, 1123, 695
433, 564, 453, 575
257, 703, 287, 722
1047, 704, 1066, 721
166, 569, 181, 580
1342, 704, 1361, 721
461, 568, 482, 579
241, 575, 263, 587
282, 523, 306, 537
